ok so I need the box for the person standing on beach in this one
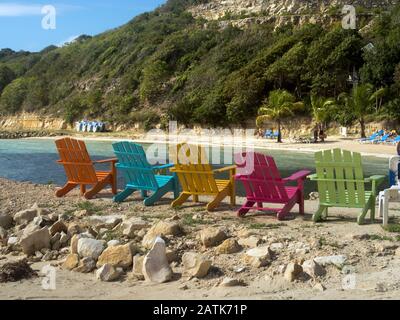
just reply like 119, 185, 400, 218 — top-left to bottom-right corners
319, 127, 326, 143
313, 125, 318, 143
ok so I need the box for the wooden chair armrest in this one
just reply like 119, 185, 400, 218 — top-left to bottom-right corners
307, 173, 318, 181
365, 175, 386, 194
152, 164, 174, 170
213, 165, 237, 174
93, 158, 118, 164
365, 175, 386, 183
283, 170, 312, 182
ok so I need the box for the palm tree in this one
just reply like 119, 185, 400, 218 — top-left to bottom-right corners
310, 95, 336, 132
338, 84, 374, 139
370, 87, 387, 111
256, 89, 303, 143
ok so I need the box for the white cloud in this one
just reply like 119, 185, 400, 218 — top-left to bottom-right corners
0, 3, 42, 16
0, 3, 83, 17
57, 35, 80, 47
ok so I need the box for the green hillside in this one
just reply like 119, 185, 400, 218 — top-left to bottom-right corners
1, 0, 400, 129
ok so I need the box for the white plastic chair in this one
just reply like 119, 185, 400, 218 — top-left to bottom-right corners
378, 156, 400, 226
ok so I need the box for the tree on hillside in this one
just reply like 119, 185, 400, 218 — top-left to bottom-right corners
0, 65, 15, 93
256, 89, 303, 143
310, 95, 336, 130
338, 84, 375, 138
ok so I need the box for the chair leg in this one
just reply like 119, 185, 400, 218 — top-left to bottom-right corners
207, 189, 228, 212
277, 197, 297, 221
80, 184, 86, 195
230, 189, 236, 207
230, 184, 236, 207
56, 183, 78, 197
173, 178, 180, 199
238, 201, 255, 217
298, 192, 305, 215
171, 193, 190, 208
144, 187, 169, 206
383, 191, 390, 227
111, 181, 117, 195
141, 190, 148, 198
358, 205, 370, 225
313, 205, 326, 222
84, 182, 106, 200
111, 173, 117, 195
113, 187, 135, 203
193, 195, 199, 203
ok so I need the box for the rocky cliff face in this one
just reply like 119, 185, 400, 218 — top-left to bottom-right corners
189, 0, 399, 28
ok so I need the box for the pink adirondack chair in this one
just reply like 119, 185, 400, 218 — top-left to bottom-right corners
235, 152, 311, 220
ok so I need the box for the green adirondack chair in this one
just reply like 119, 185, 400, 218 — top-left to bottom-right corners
308, 148, 385, 225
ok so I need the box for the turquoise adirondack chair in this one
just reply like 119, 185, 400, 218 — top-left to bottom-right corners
112, 142, 179, 206
308, 148, 385, 224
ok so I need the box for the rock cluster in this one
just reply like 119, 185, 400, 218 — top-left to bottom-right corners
1, 203, 353, 290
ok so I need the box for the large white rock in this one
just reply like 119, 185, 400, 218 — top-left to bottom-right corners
302, 259, 326, 278
19, 227, 51, 256
7, 236, 19, 246
142, 237, 173, 283
238, 236, 261, 248
142, 221, 182, 249
122, 217, 149, 238
314, 255, 347, 268
182, 252, 212, 278
87, 215, 122, 229
199, 227, 227, 248
242, 246, 272, 268
14, 207, 38, 225
70, 233, 92, 254
96, 264, 121, 282
77, 238, 105, 260
284, 262, 303, 282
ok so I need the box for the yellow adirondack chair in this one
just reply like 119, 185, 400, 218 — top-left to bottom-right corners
170, 144, 236, 211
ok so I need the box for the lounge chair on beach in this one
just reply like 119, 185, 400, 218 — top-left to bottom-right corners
55, 137, 117, 199
112, 142, 179, 205
308, 148, 385, 224
359, 130, 384, 143
264, 130, 273, 139
170, 143, 236, 211
373, 132, 391, 144
387, 135, 400, 145
235, 152, 310, 220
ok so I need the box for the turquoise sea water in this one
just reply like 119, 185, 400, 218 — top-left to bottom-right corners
0, 139, 390, 196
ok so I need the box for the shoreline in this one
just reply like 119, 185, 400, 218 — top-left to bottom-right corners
23, 133, 397, 159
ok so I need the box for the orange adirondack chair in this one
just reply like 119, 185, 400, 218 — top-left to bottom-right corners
55, 137, 117, 199
170, 143, 236, 211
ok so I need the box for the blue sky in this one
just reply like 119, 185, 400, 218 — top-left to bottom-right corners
0, 0, 167, 52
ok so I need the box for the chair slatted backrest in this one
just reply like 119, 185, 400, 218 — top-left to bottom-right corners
315, 148, 366, 206
170, 144, 219, 195
55, 137, 98, 184
236, 152, 289, 201
112, 142, 158, 190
